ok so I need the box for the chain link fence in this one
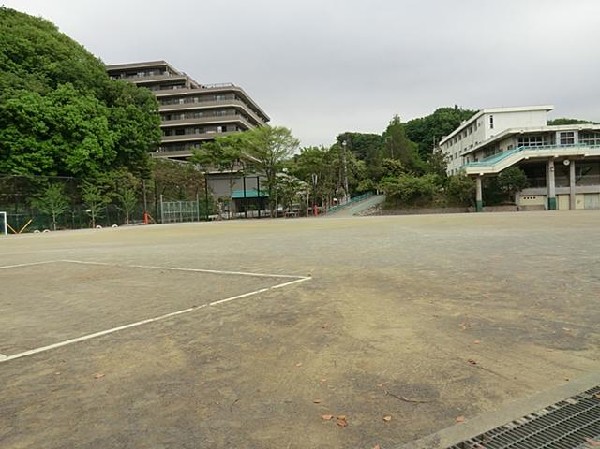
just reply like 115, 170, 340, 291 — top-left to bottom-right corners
0, 175, 214, 233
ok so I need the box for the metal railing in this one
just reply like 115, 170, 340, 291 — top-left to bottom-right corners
464, 143, 600, 169
325, 192, 374, 214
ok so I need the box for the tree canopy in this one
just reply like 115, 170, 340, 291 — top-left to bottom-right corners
0, 7, 160, 181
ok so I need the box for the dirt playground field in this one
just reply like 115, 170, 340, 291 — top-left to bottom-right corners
1, 211, 599, 449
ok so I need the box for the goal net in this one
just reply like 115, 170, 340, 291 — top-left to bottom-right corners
0, 211, 7, 236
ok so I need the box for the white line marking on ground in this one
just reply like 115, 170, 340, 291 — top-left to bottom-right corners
0, 260, 60, 269
0, 276, 311, 364
60, 259, 308, 280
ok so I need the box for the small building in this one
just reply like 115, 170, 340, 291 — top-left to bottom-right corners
438, 106, 600, 211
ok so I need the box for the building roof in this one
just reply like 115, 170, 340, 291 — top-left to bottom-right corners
439, 105, 554, 146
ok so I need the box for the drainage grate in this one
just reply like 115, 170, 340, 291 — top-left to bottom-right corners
446, 385, 600, 449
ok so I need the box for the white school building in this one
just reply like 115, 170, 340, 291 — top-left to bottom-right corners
438, 105, 600, 211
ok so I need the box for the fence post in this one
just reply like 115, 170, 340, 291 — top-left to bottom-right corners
160, 195, 164, 224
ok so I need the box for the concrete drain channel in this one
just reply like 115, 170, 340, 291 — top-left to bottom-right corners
399, 375, 600, 449
445, 384, 599, 449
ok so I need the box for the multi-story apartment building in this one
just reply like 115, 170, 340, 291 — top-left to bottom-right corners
438, 105, 600, 211
106, 61, 270, 159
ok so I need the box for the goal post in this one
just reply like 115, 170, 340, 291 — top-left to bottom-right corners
0, 211, 7, 236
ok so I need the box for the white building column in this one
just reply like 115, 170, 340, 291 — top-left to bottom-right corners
547, 159, 556, 210
569, 160, 576, 210
475, 176, 483, 212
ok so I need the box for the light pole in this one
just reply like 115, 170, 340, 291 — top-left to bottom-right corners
311, 173, 318, 216
341, 140, 350, 204
386, 136, 395, 159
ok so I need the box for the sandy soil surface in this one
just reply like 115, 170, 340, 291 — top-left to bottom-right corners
1, 211, 598, 448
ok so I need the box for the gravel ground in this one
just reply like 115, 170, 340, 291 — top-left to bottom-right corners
0, 211, 598, 449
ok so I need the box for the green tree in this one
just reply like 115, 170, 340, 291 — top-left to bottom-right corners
81, 182, 110, 228
381, 173, 441, 207
152, 159, 205, 201
191, 135, 244, 218
445, 173, 475, 206
288, 146, 339, 209
117, 188, 137, 225
497, 167, 528, 203
32, 183, 70, 230
243, 126, 300, 217
0, 7, 160, 182
404, 107, 477, 160
382, 116, 423, 174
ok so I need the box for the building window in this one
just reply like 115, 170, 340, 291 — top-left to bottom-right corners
489, 115, 494, 129
560, 132, 575, 146
517, 135, 546, 147
579, 132, 600, 146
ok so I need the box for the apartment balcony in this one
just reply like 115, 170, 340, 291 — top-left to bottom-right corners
155, 87, 269, 122
160, 114, 254, 130
161, 131, 237, 144
151, 149, 196, 159
159, 100, 265, 126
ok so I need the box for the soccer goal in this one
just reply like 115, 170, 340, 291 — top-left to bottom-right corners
0, 211, 7, 236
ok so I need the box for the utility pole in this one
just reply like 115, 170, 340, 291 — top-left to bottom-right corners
341, 140, 350, 204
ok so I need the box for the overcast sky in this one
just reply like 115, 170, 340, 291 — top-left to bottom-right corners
3, 0, 600, 147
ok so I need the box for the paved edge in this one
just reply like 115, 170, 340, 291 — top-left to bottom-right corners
396, 371, 600, 449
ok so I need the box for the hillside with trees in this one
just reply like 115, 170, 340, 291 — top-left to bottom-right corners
0, 7, 164, 229
0, 7, 160, 180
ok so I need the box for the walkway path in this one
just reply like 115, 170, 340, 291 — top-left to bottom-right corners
324, 195, 385, 217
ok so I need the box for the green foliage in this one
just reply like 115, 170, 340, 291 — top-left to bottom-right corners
152, 159, 205, 201
191, 134, 243, 172
382, 115, 424, 173
405, 107, 477, 159
380, 173, 441, 207
242, 126, 300, 216
117, 187, 138, 224
31, 183, 70, 230
547, 118, 592, 126
0, 7, 107, 97
497, 167, 528, 203
0, 7, 160, 182
381, 158, 406, 178
81, 182, 110, 227
103, 81, 160, 178
191, 135, 246, 218
445, 174, 475, 206
288, 146, 338, 207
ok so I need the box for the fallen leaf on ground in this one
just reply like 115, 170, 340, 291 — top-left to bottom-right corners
321, 414, 334, 421
313, 399, 322, 404
456, 415, 465, 423
94, 373, 105, 379
383, 415, 392, 422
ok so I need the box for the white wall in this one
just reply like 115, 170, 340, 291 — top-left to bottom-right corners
484, 110, 548, 140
